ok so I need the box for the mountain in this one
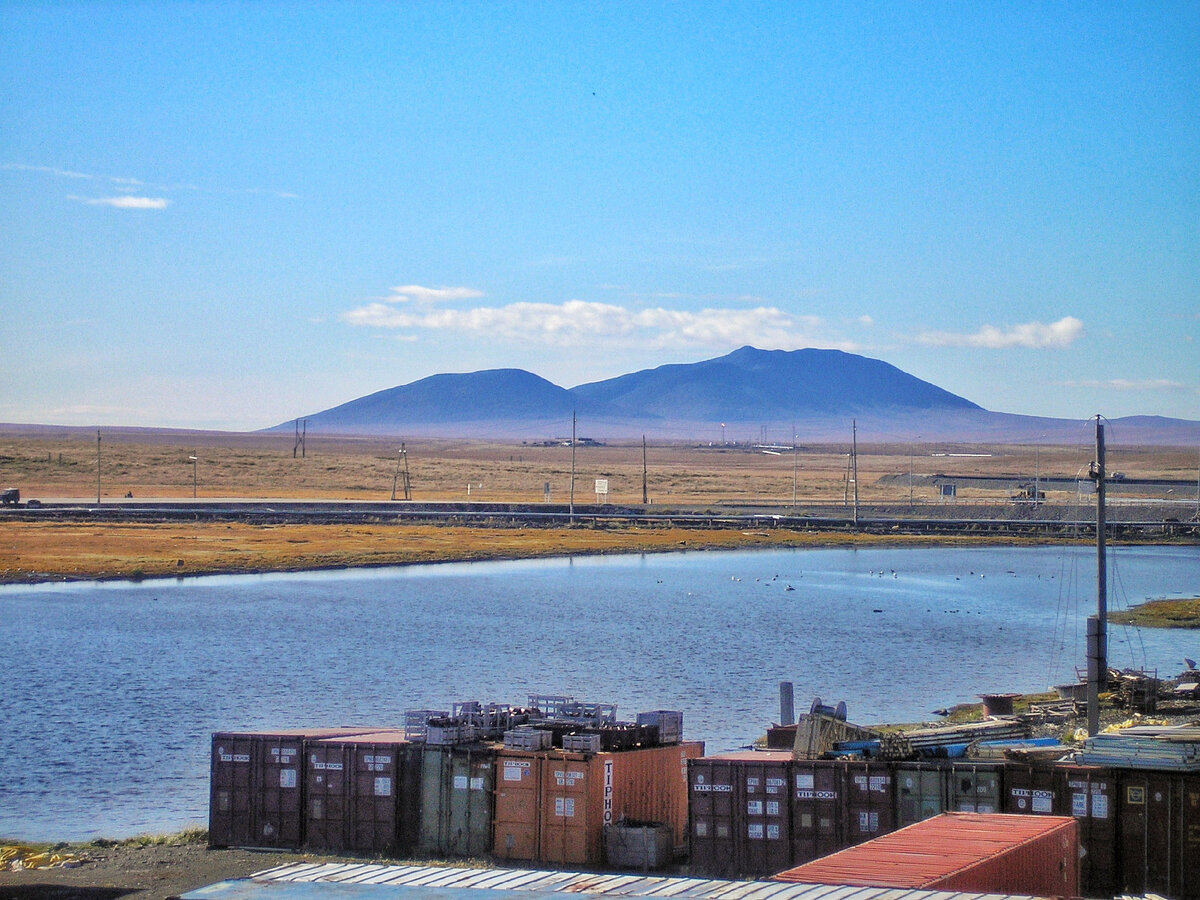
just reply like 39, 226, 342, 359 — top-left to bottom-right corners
286, 368, 580, 435
266, 347, 1200, 444
571, 347, 981, 420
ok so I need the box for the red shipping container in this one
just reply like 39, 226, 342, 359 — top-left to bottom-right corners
209, 728, 375, 850
773, 812, 1078, 899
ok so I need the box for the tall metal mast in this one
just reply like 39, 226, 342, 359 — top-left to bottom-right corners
851, 420, 859, 527
1086, 414, 1108, 736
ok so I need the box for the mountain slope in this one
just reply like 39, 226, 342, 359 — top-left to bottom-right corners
569, 346, 981, 420
283, 368, 579, 433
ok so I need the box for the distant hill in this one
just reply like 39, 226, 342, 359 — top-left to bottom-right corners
571, 346, 981, 420
288, 369, 581, 434
264, 346, 1200, 444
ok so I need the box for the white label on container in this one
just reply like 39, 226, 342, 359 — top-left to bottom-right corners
747, 823, 764, 840
1073, 792, 1088, 817
1093, 794, 1109, 819
747, 800, 763, 816
746, 777, 760, 790
280, 769, 296, 789
603, 759, 614, 827
364, 754, 391, 766
869, 776, 888, 792
767, 824, 780, 839
766, 800, 780, 816
766, 777, 785, 793
796, 773, 814, 790
375, 776, 392, 797
453, 775, 469, 790
1033, 790, 1054, 813
554, 797, 575, 817
470, 777, 484, 790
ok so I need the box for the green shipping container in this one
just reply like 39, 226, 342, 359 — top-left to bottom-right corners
894, 763, 945, 827
418, 743, 495, 857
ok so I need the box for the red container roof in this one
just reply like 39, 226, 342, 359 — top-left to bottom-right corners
773, 812, 1076, 888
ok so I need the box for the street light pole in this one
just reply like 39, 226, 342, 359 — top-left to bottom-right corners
189, 455, 198, 499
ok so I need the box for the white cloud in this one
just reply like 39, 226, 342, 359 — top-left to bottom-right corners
342, 296, 849, 351
858, 315, 874, 327
386, 284, 486, 305
75, 195, 170, 209
917, 316, 1083, 349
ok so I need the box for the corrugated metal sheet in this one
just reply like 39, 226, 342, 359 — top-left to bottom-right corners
772, 813, 1076, 898
181, 862, 1051, 900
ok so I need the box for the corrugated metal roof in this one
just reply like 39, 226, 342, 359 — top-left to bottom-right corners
773, 814, 1074, 889
181, 862, 1048, 900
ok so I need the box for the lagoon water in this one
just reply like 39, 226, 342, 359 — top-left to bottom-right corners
1, 544, 1197, 841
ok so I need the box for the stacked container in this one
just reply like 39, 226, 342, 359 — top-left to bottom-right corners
418, 743, 495, 857
304, 730, 421, 856
494, 741, 703, 868
209, 728, 374, 849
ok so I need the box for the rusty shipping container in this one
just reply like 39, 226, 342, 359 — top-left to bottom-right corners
773, 812, 1079, 898
209, 728, 374, 850
686, 755, 739, 878
687, 751, 791, 878
305, 730, 421, 856
1004, 761, 1058, 816
418, 743, 495, 857
1117, 769, 1200, 900
790, 760, 843, 865
1055, 764, 1117, 899
495, 742, 702, 868
841, 761, 894, 847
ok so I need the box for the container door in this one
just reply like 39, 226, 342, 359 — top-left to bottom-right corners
895, 764, 944, 827
461, 750, 494, 857
1005, 763, 1056, 816
418, 746, 446, 855
949, 762, 1002, 814
350, 741, 406, 855
842, 761, 894, 846
209, 734, 255, 848
1057, 765, 1116, 899
540, 757, 590, 865
1118, 770, 1176, 898
740, 759, 791, 877
494, 753, 542, 861
791, 761, 841, 865
254, 736, 305, 848
304, 743, 349, 852
688, 759, 737, 878
1180, 773, 1200, 900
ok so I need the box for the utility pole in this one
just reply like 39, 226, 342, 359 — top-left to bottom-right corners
791, 438, 798, 510
189, 454, 198, 499
1086, 414, 1108, 737
96, 430, 101, 504
569, 411, 576, 525
642, 435, 648, 505
852, 420, 859, 527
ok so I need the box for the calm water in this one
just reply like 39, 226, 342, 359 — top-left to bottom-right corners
1, 544, 1197, 841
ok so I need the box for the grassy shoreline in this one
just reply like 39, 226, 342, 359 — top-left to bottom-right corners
1, 520, 1052, 586
1110, 596, 1200, 629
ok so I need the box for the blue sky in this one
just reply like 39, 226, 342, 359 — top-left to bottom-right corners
2, 2, 1197, 430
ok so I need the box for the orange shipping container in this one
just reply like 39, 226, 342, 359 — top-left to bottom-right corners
494, 741, 702, 868
773, 812, 1078, 899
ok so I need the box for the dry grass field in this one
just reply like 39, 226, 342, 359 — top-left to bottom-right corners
1, 429, 1195, 584
2, 427, 1194, 505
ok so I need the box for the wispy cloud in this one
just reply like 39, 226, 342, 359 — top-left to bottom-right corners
385, 284, 486, 305
343, 295, 848, 351
917, 316, 1083, 349
5, 162, 295, 203
71, 195, 170, 210
1058, 378, 1194, 392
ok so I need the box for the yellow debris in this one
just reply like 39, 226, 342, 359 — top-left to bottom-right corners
0, 845, 83, 871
